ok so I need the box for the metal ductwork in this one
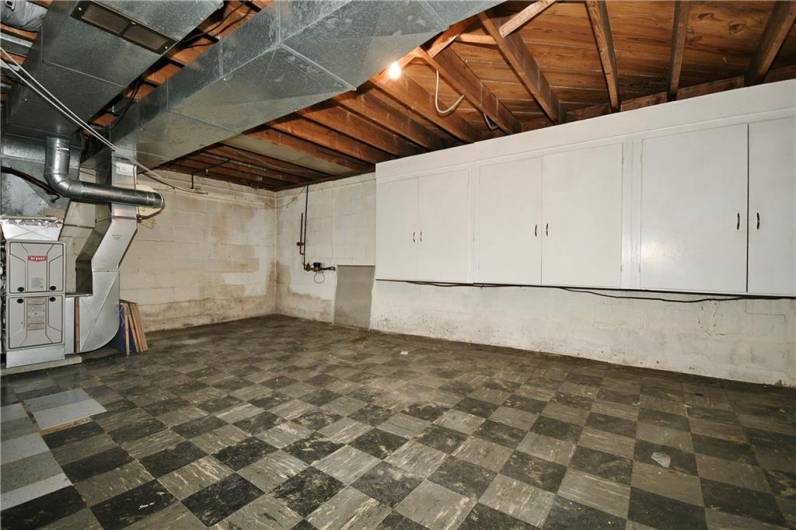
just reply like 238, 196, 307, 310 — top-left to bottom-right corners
44, 137, 163, 208
4, 0, 222, 139
110, 0, 501, 167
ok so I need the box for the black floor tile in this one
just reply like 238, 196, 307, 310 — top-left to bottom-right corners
504, 395, 546, 414
234, 411, 284, 434
143, 398, 190, 416
403, 403, 449, 422
635, 439, 698, 475
197, 395, 241, 413
352, 462, 423, 507
173, 414, 227, 438
140, 441, 206, 477
531, 416, 582, 442
701, 478, 786, 526
303, 389, 341, 406
596, 389, 639, 406
284, 433, 343, 464
91, 480, 175, 530
305, 374, 337, 387
249, 393, 292, 411
459, 503, 535, 529
273, 467, 344, 516
686, 407, 738, 424
417, 425, 468, 454
501, 451, 567, 492
351, 428, 407, 459
350, 404, 394, 426
213, 436, 276, 470
378, 511, 428, 529
108, 417, 166, 444
586, 412, 637, 438
629, 487, 707, 530
638, 408, 690, 432
42, 421, 103, 449
552, 392, 593, 410
692, 434, 758, 465
62, 446, 132, 483
0, 486, 85, 530
429, 456, 496, 498
262, 376, 298, 389
765, 469, 796, 499
571, 446, 632, 485
294, 409, 343, 431
475, 420, 525, 449
543, 496, 625, 530
455, 397, 499, 418
182, 473, 263, 526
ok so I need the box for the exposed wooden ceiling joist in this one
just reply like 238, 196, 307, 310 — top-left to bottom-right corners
426, 17, 478, 57
479, 10, 561, 123
416, 47, 522, 134
205, 145, 329, 182
585, 0, 620, 111
499, 0, 557, 38
746, 1, 796, 85
333, 89, 450, 151
371, 63, 483, 143
246, 128, 373, 174
270, 116, 392, 165
298, 104, 421, 157
667, 1, 690, 99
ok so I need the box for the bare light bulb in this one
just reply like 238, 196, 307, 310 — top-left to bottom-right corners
387, 61, 401, 80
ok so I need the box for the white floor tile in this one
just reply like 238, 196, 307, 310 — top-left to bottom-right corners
31, 399, 106, 431
1, 433, 49, 465
25, 389, 91, 413
0, 473, 71, 510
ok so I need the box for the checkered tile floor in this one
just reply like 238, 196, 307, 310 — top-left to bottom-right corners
1, 315, 794, 529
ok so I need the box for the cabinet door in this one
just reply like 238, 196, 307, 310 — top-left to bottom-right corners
749, 117, 796, 295
541, 144, 623, 287
417, 169, 471, 282
375, 177, 418, 280
475, 157, 542, 284
640, 125, 748, 292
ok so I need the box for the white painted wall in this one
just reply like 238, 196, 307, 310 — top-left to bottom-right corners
275, 174, 375, 322
61, 170, 277, 331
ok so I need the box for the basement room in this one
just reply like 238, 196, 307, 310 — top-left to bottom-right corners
0, 1, 795, 529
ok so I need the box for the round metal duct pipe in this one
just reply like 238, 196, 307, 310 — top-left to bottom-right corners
44, 137, 164, 208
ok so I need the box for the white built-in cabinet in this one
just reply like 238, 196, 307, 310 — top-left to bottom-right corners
748, 117, 796, 295
541, 144, 623, 288
375, 168, 470, 283
640, 125, 748, 293
375, 95, 796, 296
474, 157, 542, 284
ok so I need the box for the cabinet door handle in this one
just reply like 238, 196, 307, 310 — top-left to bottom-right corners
419, 231, 423, 243
534, 224, 538, 237
736, 213, 740, 231
756, 212, 760, 230
412, 231, 415, 243
545, 223, 549, 236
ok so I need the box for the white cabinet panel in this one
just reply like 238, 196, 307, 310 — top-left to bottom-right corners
749, 117, 796, 295
541, 144, 623, 287
641, 125, 748, 292
375, 177, 418, 280
475, 157, 542, 284
417, 169, 471, 282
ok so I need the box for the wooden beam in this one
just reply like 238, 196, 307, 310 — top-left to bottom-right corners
166, 159, 284, 188
371, 65, 482, 143
457, 33, 496, 45
270, 116, 392, 164
746, 1, 796, 85
206, 145, 329, 181
298, 104, 421, 157
333, 89, 450, 150
246, 128, 373, 174
667, 1, 690, 99
500, 0, 556, 37
585, 0, 620, 111
189, 153, 303, 184
479, 10, 560, 123
416, 47, 522, 134
426, 17, 478, 57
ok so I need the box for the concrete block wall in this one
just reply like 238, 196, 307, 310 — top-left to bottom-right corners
275, 174, 375, 322
61, 170, 277, 331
